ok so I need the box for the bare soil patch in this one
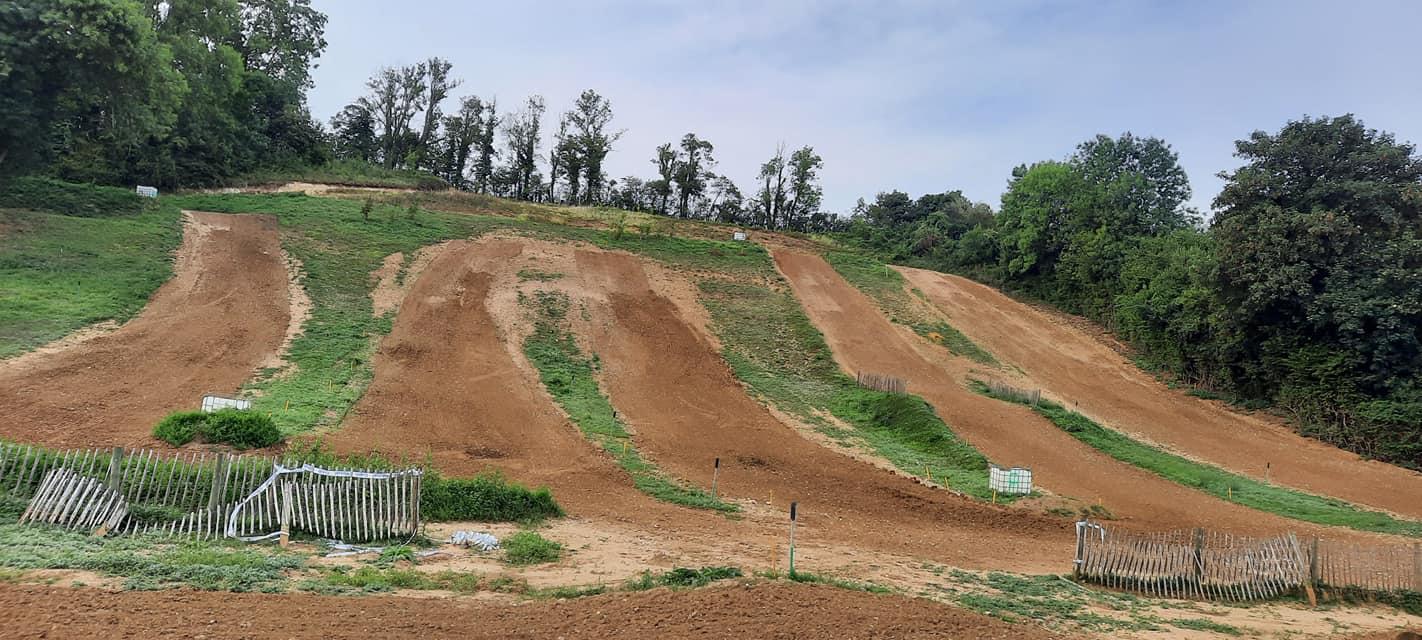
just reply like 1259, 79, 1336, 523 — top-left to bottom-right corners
0, 211, 290, 446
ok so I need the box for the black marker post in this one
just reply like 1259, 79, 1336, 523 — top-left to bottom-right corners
712, 457, 721, 499
788, 501, 799, 576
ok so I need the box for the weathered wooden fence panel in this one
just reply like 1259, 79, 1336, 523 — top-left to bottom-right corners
2, 442, 422, 543
1075, 521, 1422, 601
856, 371, 907, 394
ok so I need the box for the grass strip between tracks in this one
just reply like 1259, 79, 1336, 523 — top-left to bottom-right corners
521, 289, 739, 513
972, 380, 1422, 537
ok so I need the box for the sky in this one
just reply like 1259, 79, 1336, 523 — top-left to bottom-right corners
305, 0, 1422, 216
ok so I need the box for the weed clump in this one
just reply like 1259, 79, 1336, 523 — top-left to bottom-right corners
502, 531, 562, 565
153, 409, 281, 449
420, 473, 563, 523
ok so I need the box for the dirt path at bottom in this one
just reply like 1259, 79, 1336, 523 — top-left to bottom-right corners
0, 582, 1075, 640
568, 248, 1073, 569
899, 266, 1422, 520
0, 212, 291, 447
771, 249, 1396, 543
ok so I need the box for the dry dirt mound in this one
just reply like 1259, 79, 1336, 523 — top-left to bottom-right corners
0, 212, 291, 447
0, 581, 1078, 640
771, 250, 1395, 542
899, 267, 1422, 520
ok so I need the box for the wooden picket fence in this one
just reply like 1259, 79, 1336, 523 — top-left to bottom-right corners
1074, 521, 1422, 602
856, 371, 907, 394
986, 380, 1041, 406
0, 442, 421, 542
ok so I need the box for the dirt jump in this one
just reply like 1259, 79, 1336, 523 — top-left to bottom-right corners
770, 249, 1398, 542
0, 581, 1075, 640
0, 212, 292, 447
899, 267, 1422, 521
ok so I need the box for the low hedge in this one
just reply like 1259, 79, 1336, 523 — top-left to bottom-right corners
0, 176, 145, 217
153, 409, 282, 449
421, 472, 564, 522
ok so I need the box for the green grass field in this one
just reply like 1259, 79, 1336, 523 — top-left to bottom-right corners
0, 205, 183, 358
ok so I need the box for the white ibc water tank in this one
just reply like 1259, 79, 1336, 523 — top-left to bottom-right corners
136, 185, 159, 198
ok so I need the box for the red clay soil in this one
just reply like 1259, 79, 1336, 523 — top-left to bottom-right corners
323, 239, 722, 529
899, 267, 1422, 520
571, 248, 1073, 570
0, 212, 290, 447
771, 250, 1395, 542
0, 581, 1077, 640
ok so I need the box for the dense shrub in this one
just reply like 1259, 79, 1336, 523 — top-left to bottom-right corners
420, 472, 564, 522
502, 531, 563, 565
152, 409, 281, 449
0, 177, 144, 217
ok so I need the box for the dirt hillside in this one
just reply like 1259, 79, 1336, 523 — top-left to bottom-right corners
0, 212, 291, 446
899, 267, 1422, 520
771, 249, 1396, 542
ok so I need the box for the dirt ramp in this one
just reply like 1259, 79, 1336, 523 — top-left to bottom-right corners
571, 249, 1071, 569
0, 212, 291, 446
771, 250, 1393, 541
899, 267, 1422, 520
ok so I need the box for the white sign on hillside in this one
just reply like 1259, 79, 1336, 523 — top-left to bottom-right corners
201, 394, 252, 413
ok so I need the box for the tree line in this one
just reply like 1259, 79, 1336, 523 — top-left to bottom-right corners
330, 60, 838, 232
843, 116, 1422, 468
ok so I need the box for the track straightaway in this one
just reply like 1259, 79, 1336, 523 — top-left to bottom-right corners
898, 267, 1422, 521
0, 212, 291, 447
771, 249, 1399, 542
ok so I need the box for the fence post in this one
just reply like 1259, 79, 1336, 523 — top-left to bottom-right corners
280, 481, 293, 548
1192, 527, 1207, 591
208, 453, 231, 512
1073, 519, 1086, 579
1413, 543, 1421, 593
105, 447, 125, 491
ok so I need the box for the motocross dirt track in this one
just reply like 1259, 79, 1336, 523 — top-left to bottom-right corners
0, 212, 291, 447
770, 249, 1395, 542
567, 247, 1070, 567
898, 266, 1422, 520
0, 581, 1075, 640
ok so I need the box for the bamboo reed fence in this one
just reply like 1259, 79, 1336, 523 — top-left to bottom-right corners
986, 380, 1041, 406
1074, 520, 1422, 602
0, 442, 421, 543
856, 371, 907, 394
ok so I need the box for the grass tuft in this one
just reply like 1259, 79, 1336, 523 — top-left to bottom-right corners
502, 531, 563, 565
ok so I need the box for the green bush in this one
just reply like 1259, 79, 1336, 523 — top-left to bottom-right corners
0, 176, 144, 217
502, 531, 562, 565
420, 473, 564, 522
151, 409, 281, 449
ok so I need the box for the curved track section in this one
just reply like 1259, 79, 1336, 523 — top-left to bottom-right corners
899, 266, 1422, 520
0, 212, 291, 447
772, 249, 1394, 541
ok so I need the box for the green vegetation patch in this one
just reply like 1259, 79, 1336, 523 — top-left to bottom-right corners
420, 473, 563, 523
824, 251, 997, 365
502, 531, 563, 565
0, 201, 182, 358
231, 160, 449, 191
974, 381, 1422, 537
521, 289, 737, 512
0, 177, 145, 217
938, 570, 1174, 633
698, 277, 998, 500
0, 523, 302, 592
153, 409, 281, 449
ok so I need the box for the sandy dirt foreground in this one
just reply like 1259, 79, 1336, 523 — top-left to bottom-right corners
0, 212, 292, 447
0, 582, 1076, 639
898, 267, 1422, 520
770, 249, 1400, 544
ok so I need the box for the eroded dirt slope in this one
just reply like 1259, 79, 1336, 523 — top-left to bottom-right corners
771, 249, 1395, 541
0, 212, 291, 446
900, 267, 1422, 520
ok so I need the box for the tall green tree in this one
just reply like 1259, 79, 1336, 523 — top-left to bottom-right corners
566, 89, 619, 205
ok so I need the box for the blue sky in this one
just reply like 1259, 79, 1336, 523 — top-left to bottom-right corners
306, 0, 1422, 215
